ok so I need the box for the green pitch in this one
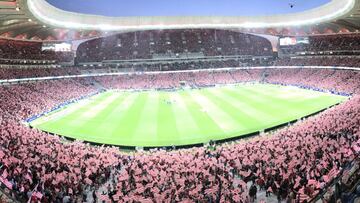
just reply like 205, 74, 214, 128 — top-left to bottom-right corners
30, 83, 347, 147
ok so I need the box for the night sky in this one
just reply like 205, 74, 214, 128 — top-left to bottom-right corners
46, 0, 330, 17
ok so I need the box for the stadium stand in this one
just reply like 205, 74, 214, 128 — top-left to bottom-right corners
0, 68, 359, 202
0, 16, 360, 201
1, 54, 360, 81
274, 56, 360, 67
0, 39, 74, 64
76, 29, 273, 63
0, 66, 81, 79
0, 59, 272, 80
280, 34, 360, 55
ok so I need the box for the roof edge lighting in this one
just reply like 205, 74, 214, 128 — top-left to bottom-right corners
27, 0, 355, 31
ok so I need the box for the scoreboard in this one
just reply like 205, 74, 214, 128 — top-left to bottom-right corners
279, 37, 309, 46
42, 42, 72, 52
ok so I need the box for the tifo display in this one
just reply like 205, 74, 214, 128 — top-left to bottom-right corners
0, 13, 360, 202
30, 83, 346, 147
0, 68, 359, 203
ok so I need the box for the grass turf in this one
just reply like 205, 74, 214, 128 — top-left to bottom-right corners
30, 83, 347, 147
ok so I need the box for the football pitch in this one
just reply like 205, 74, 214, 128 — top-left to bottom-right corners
30, 83, 347, 147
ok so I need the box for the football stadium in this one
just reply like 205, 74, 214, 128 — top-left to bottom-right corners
0, 0, 360, 202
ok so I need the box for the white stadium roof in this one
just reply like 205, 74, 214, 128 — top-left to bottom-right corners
28, 0, 355, 31
0, 0, 360, 41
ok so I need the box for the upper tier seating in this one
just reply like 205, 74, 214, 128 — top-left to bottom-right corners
280, 34, 360, 55
0, 39, 73, 63
76, 29, 273, 63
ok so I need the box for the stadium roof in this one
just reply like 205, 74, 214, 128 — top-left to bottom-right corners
45, 0, 331, 17
0, 0, 360, 41
0, 0, 100, 41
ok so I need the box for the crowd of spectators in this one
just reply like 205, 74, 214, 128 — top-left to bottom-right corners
109, 95, 359, 202
76, 29, 273, 63
1, 30, 360, 202
0, 58, 275, 80
0, 39, 74, 63
0, 66, 82, 80
280, 34, 360, 55
2, 55, 360, 81
0, 79, 126, 202
0, 68, 359, 202
274, 56, 360, 67
2, 33, 360, 68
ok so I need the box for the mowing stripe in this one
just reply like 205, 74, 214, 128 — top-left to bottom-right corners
241, 85, 328, 118
199, 89, 248, 130
29, 84, 348, 147
31, 92, 110, 126
220, 86, 303, 127
189, 89, 239, 134
132, 91, 159, 144
178, 90, 224, 139
156, 92, 180, 146
109, 92, 149, 145
56, 93, 127, 140
31, 92, 113, 136
169, 92, 202, 142
208, 87, 273, 122
73, 92, 121, 124
221, 86, 282, 117
91, 92, 132, 136
225, 86, 295, 117
238, 85, 345, 123
69, 93, 122, 126
203, 88, 263, 131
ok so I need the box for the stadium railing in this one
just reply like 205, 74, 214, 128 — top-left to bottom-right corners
309, 158, 359, 202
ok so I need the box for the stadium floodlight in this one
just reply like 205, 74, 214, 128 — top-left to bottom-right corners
27, 0, 355, 31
